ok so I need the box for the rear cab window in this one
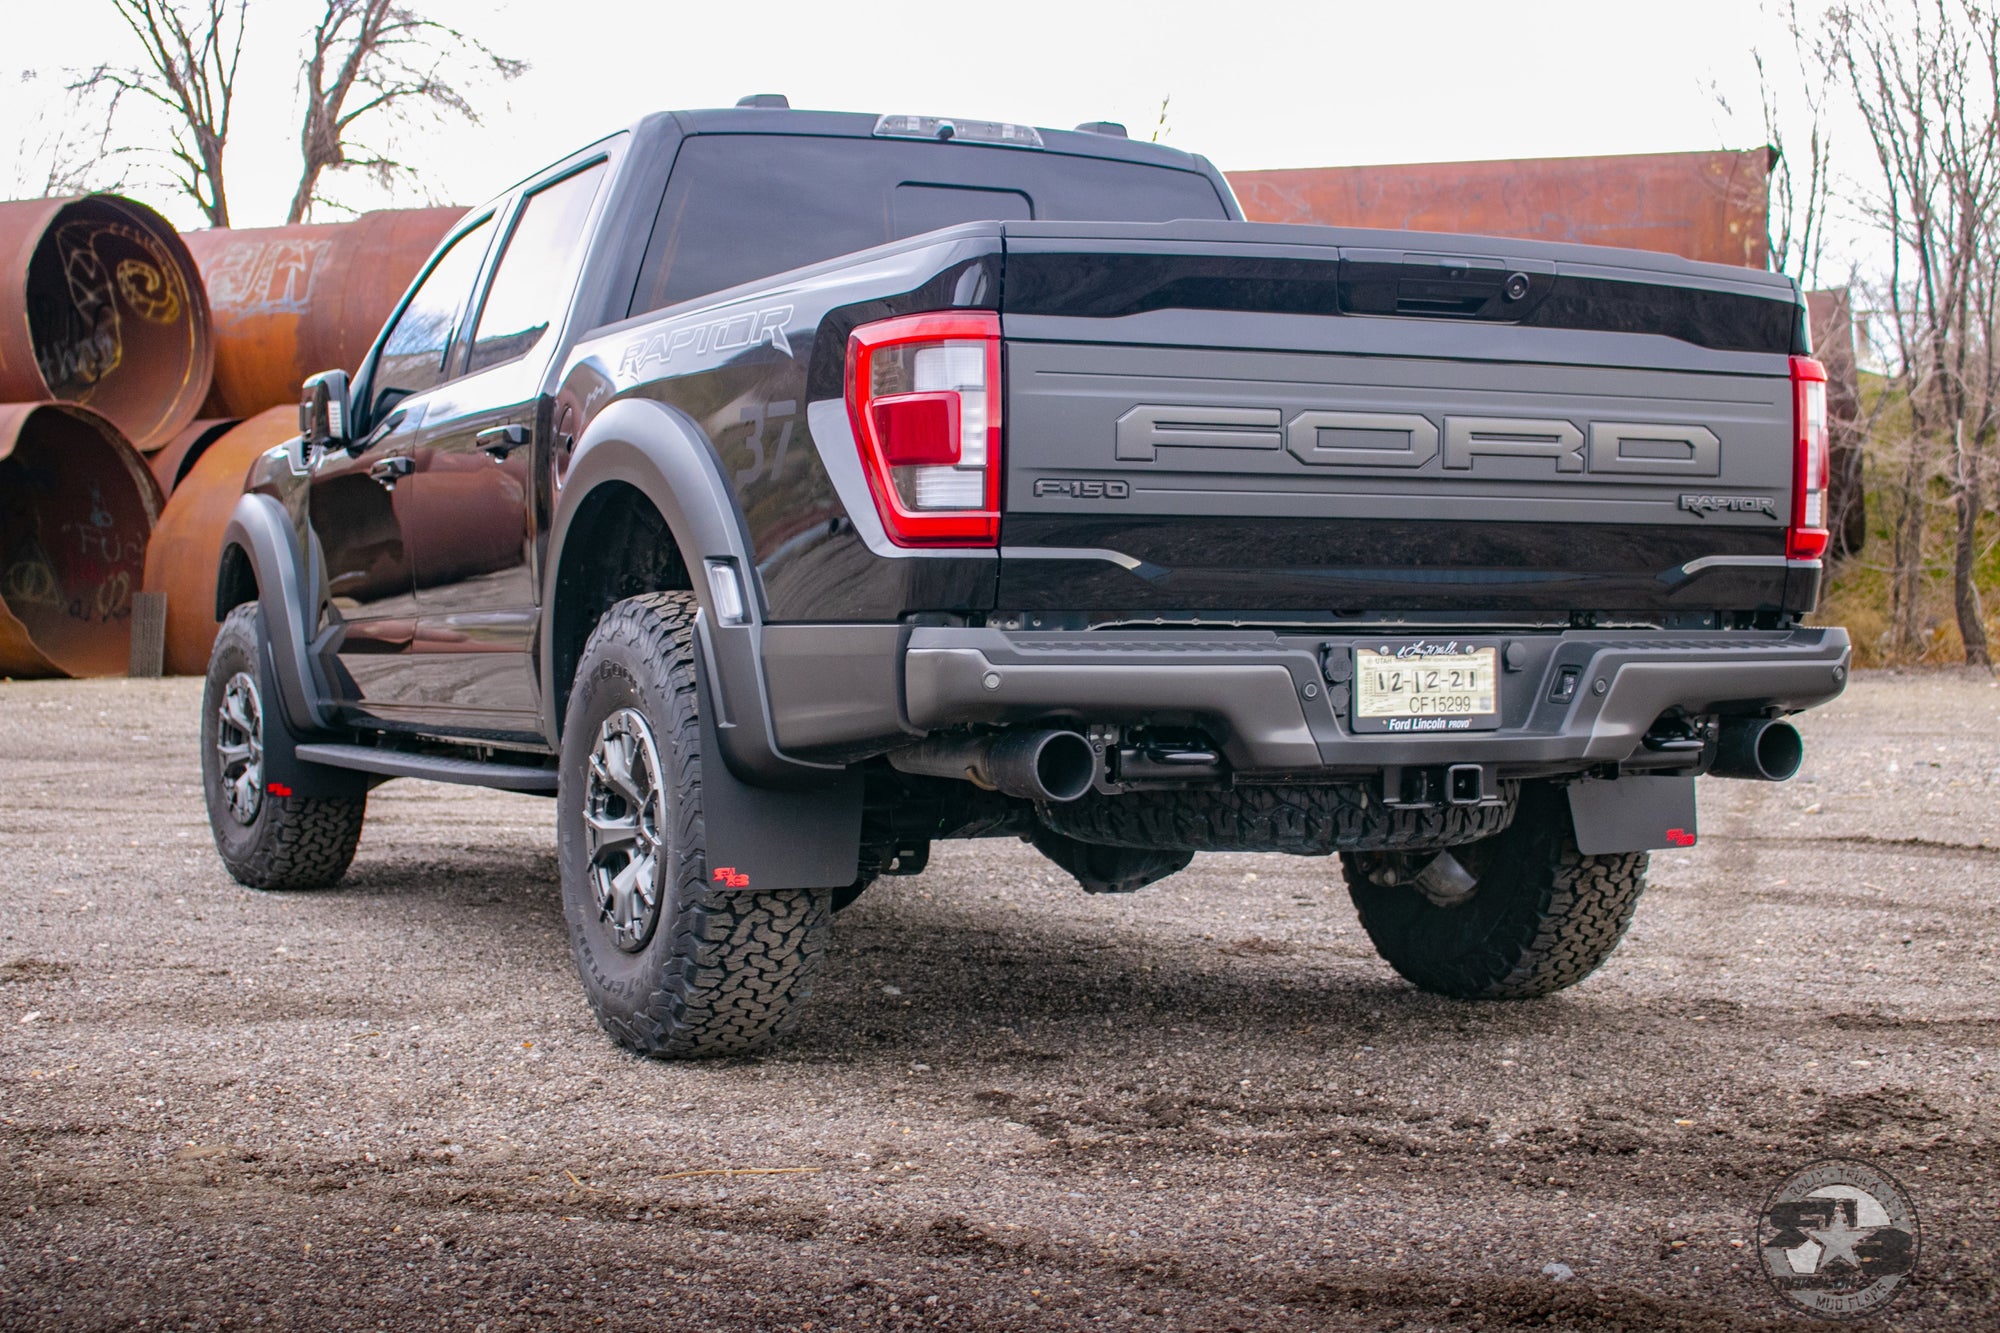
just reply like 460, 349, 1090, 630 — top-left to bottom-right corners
468, 160, 608, 374
630, 134, 1229, 317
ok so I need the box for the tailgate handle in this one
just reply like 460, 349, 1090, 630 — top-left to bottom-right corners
1339, 250, 1554, 320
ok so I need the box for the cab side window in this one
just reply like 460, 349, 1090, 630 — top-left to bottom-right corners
373, 216, 495, 408
467, 161, 607, 374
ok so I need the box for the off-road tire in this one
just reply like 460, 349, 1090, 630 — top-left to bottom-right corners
1340, 782, 1647, 999
201, 604, 365, 891
1043, 781, 1517, 854
558, 592, 831, 1059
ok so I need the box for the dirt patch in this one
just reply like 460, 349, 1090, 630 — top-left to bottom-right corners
2, 672, 1997, 1330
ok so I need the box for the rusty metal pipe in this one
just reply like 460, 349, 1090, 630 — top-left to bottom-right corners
140, 406, 299, 675
181, 208, 464, 418
147, 417, 239, 498
0, 402, 163, 678
0, 194, 213, 450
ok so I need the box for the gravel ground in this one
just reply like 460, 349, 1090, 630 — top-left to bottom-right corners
2, 671, 1996, 1332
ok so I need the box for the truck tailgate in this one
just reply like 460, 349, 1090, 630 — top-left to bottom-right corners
994, 222, 1806, 617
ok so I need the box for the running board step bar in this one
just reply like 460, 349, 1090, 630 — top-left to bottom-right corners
295, 743, 559, 793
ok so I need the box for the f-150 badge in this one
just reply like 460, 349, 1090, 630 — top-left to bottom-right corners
1114, 405, 1722, 478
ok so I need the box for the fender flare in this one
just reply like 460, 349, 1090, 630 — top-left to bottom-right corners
541, 396, 840, 787
219, 492, 332, 734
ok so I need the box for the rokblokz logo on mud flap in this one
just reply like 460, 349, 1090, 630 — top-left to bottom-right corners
1755, 1157, 1920, 1319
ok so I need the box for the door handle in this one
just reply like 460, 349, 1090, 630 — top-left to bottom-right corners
476, 423, 529, 461
368, 455, 415, 489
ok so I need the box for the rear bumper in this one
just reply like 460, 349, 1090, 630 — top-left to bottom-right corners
895, 625, 1850, 775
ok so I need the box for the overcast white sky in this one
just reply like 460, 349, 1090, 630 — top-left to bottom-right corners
3, 0, 1821, 236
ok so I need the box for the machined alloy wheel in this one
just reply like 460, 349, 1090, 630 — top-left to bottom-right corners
214, 671, 264, 826
583, 707, 669, 952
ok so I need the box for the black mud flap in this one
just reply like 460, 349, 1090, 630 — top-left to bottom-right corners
1566, 775, 1698, 855
255, 636, 373, 802
694, 651, 863, 891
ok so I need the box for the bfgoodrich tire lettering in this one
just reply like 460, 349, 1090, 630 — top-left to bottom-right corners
558, 592, 831, 1058
200, 604, 365, 891
1341, 781, 1647, 999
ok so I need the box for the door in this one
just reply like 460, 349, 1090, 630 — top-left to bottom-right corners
312, 213, 494, 717
399, 158, 609, 729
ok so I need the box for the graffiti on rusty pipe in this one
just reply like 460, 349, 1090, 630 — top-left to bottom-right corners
0, 402, 163, 678
182, 208, 464, 418
0, 195, 213, 451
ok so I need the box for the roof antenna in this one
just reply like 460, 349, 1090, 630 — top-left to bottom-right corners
736, 94, 790, 108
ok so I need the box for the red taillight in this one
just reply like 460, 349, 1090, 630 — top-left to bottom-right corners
846, 311, 1002, 547
1789, 355, 1830, 561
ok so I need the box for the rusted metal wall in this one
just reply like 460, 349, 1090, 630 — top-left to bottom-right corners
1228, 149, 1774, 269
0, 195, 213, 450
141, 407, 298, 676
182, 208, 463, 418
0, 402, 163, 677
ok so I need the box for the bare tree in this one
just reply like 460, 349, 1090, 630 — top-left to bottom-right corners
1729, 2, 1838, 287
5, 72, 133, 198
1823, 0, 2000, 665
288, 0, 526, 224
74, 0, 246, 226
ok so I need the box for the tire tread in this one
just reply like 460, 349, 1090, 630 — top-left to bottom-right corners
1341, 784, 1647, 999
563, 593, 829, 1059
203, 604, 364, 892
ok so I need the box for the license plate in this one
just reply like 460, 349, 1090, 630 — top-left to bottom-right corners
1351, 643, 1500, 733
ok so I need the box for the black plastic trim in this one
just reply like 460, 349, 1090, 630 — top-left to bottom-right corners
294, 742, 558, 792
221, 493, 331, 733
540, 396, 841, 785
903, 626, 1851, 773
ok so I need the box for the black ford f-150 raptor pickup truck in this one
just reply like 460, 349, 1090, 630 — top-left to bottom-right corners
199, 100, 1850, 1058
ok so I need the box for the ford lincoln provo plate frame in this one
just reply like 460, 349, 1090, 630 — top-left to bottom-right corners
1351, 640, 1502, 734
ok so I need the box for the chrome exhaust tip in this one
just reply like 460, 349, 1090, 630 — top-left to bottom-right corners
888, 729, 1099, 803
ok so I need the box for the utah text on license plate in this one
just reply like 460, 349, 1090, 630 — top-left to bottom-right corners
1351, 645, 1501, 733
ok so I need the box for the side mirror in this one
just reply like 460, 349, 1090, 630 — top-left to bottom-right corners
299, 370, 353, 460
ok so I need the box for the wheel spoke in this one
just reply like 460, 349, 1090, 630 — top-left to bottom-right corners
221, 693, 255, 737
585, 809, 641, 856
599, 730, 648, 807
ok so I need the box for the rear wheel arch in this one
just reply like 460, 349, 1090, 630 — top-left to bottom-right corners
541, 398, 755, 743
548, 480, 694, 736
